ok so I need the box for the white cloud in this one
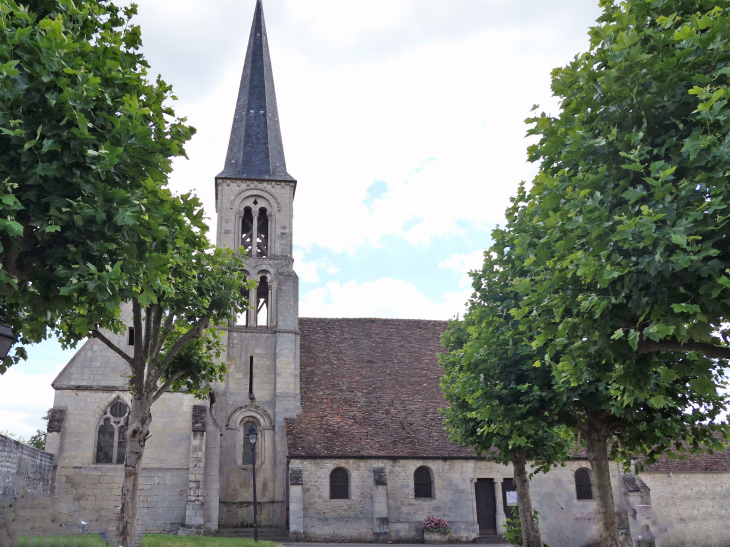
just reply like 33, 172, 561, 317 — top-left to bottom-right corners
300, 278, 470, 320
439, 249, 485, 287
0, 365, 61, 438
293, 250, 340, 283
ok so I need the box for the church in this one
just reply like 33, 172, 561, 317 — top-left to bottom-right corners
43, 2, 730, 546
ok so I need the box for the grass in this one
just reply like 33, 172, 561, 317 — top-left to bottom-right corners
142, 536, 280, 547
17, 535, 281, 547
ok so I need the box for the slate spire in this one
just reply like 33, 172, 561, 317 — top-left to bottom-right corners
218, 0, 293, 180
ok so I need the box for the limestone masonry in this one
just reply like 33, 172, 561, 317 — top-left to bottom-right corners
23, 1, 730, 546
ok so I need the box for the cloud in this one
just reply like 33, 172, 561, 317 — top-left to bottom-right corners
300, 278, 470, 320
439, 249, 485, 287
0, 365, 60, 437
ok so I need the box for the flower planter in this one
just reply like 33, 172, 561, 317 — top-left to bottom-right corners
423, 531, 450, 544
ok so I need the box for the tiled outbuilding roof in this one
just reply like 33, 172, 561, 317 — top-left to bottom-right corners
640, 441, 730, 472
286, 318, 474, 458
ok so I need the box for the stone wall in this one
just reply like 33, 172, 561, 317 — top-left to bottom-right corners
0, 434, 54, 501
290, 458, 489, 543
638, 471, 730, 547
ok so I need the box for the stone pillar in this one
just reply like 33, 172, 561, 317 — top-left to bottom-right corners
204, 403, 221, 532
494, 479, 506, 535
45, 408, 65, 496
251, 210, 259, 258
372, 466, 390, 542
181, 406, 207, 534
289, 466, 304, 539
268, 281, 276, 328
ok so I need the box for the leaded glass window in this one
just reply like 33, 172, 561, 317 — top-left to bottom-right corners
95, 400, 129, 464
414, 466, 433, 498
243, 421, 256, 465
575, 468, 593, 500
330, 467, 349, 499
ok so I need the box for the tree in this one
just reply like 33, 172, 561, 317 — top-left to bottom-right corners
440, 233, 571, 547
447, 182, 729, 547
80, 243, 252, 547
0, 0, 195, 371
494, 1, 730, 544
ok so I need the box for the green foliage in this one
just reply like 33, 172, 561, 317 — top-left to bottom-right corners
518, 0, 730, 399
504, 510, 543, 547
0, 0, 196, 371
139, 535, 279, 547
440, 242, 571, 474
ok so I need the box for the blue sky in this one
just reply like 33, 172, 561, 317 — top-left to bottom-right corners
0, 0, 603, 436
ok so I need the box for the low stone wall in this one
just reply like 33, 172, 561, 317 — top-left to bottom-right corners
0, 434, 54, 502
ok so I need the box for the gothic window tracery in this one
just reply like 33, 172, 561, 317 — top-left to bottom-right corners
414, 466, 433, 498
95, 400, 129, 465
330, 467, 349, 499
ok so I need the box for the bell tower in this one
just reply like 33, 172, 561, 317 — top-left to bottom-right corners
212, 0, 300, 530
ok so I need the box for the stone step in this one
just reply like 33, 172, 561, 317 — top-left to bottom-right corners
208, 527, 290, 540
473, 535, 512, 545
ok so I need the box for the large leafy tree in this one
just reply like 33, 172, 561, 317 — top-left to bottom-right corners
441, 229, 571, 547
0, 0, 195, 370
485, 1, 730, 545
502, 185, 728, 547
82, 243, 252, 547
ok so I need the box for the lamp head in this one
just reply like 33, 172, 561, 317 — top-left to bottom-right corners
247, 425, 258, 446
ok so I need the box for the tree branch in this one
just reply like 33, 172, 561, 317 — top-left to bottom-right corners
142, 304, 152, 362
131, 298, 144, 365
151, 367, 190, 404
156, 316, 210, 377
637, 340, 730, 360
91, 329, 133, 365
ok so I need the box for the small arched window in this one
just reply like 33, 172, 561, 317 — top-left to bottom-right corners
243, 421, 256, 465
330, 467, 349, 499
257, 276, 269, 327
414, 466, 433, 498
575, 468, 593, 500
95, 400, 129, 464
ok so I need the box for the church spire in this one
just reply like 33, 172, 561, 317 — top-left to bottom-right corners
218, 0, 293, 180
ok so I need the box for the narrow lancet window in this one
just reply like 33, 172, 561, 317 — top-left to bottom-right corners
249, 356, 254, 395
257, 208, 269, 257
257, 276, 269, 327
241, 208, 254, 256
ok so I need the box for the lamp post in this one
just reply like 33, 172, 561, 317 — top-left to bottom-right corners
248, 425, 259, 542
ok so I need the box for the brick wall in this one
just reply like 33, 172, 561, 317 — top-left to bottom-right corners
0, 434, 54, 501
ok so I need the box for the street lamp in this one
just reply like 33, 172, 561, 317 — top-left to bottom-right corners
248, 425, 259, 542
0, 324, 14, 358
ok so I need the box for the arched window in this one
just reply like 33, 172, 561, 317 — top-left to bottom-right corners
256, 276, 269, 327
95, 400, 129, 464
330, 467, 349, 499
243, 421, 256, 465
414, 466, 433, 498
241, 208, 254, 256
256, 208, 269, 257
240, 205, 269, 258
575, 468, 593, 500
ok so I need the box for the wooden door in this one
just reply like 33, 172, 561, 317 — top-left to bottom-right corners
475, 478, 497, 535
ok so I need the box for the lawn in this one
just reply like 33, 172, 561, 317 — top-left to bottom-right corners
18, 535, 281, 547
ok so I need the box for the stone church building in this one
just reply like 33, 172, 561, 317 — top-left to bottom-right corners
44, 2, 730, 546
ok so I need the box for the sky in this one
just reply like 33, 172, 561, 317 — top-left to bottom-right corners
0, 0, 604, 437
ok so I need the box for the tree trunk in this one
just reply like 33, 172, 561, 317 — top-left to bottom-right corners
585, 421, 620, 547
514, 450, 542, 547
118, 401, 152, 547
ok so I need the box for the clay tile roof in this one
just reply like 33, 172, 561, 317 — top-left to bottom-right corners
639, 440, 730, 472
285, 318, 474, 458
